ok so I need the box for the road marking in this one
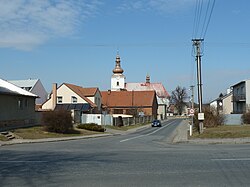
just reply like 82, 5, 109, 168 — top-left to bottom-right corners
0, 161, 48, 163
212, 158, 250, 161
120, 120, 176, 143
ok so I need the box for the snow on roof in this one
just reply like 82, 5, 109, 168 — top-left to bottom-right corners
8, 79, 39, 90
0, 78, 38, 97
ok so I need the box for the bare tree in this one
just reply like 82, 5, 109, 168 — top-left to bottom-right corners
171, 86, 188, 115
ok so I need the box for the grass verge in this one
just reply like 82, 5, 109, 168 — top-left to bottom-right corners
191, 125, 250, 139
9, 126, 103, 140
0, 135, 8, 141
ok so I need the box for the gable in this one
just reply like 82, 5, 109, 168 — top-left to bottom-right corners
61, 84, 97, 107
8, 79, 39, 91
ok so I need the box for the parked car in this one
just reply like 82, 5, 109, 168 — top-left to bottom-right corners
151, 119, 161, 127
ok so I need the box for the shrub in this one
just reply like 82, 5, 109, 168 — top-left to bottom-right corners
193, 106, 225, 129
42, 110, 73, 133
242, 111, 250, 124
77, 123, 105, 132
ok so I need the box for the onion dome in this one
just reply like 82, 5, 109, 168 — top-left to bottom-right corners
113, 55, 124, 74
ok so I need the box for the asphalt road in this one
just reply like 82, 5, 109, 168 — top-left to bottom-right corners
1, 119, 250, 187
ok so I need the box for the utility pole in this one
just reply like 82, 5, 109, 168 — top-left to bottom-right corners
192, 39, 204, 134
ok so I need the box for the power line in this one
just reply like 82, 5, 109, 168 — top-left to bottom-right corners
192, 0, 216, 39
200, 0, 212, 38
202, 0, 216, 38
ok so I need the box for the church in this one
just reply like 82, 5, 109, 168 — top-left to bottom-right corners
101, 53, 169, 119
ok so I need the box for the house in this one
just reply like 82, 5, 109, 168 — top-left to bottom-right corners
42, 83, 102, 114
0, 78, 38, 131
231, 79, 250, 114
125, 75, 170, 119
101, 90, 158, 119
210, 90, 233, 114
9, 79, 48, 106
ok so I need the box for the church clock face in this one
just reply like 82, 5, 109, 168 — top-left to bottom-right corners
116, 76, 120, 80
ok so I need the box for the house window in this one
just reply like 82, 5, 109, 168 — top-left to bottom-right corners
117, 81, 119, 86
25, 99, 28, 107
72, 96, 77, 103
241, 86, 244, 94
18, 99, 23, 109
57, 96, 62, 104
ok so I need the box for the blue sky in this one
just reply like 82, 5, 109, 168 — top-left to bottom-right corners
0, 0, 249, 103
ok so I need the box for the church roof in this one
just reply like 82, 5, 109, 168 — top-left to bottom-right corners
125, 82, 170, 98
112, 54, 124, 74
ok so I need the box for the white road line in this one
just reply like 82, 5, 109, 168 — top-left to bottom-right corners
212, 158, 250, 161
0, 161, 47, 163
120, 120, 176, 143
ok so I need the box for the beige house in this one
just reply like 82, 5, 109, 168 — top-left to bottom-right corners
42, 83, 102, 113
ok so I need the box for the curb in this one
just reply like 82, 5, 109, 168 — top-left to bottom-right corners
0, 124, 153, 147
187, 138, 250, 144
172, 120, 250, 144
0, 133, 114, 146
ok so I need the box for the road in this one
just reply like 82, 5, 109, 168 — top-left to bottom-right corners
1, 119, 250, 187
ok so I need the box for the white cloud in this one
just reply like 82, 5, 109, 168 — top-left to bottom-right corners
118, 0, 196, 14
0, 0, 101, 50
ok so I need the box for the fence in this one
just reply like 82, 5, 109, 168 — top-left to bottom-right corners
81, 114, 153, 126
81, 114, 113, 126
113, 116, 153, 126
224, 114, 242, 125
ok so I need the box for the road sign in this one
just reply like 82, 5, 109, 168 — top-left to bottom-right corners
198, 113, 205, 120
190, 108, 195, 114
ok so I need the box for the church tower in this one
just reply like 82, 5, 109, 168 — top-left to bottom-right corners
111, 53, 126, 91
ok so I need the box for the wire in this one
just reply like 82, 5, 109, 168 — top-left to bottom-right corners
202, 0, 216, 38
200, 0, 211, 38
192, 0, 216, 39
193, 0, 204, 38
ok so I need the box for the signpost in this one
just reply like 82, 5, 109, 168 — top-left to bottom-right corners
189, 108, 195, 136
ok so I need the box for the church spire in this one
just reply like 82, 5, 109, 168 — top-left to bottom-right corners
146, 73, 150, 84
113, 53, 124, 74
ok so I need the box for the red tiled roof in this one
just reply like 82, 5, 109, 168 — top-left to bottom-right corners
101, 90, 156, 107
64, 83, 97, 107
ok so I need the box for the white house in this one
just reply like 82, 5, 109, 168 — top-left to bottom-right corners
231, 79, 250, 114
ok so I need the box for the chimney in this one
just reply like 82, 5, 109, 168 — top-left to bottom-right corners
52, 83, 57, 110
227, 88, 232, 94
108, 90, 111, 95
